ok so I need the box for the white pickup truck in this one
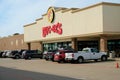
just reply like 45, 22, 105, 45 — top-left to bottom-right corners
65, 48, 108, 63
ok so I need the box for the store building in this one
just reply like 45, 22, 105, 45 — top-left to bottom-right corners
24, 2, 120, 56
0, 34, 41, 51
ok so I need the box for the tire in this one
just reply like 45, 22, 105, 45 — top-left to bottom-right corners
58, 61, 61, 63
15, 55, 19, 59
26, 56, 31, 60
57, 59, 63, 63
51, 59, 55, 62
51, 57, 55, 62
45, 58, 49, 61
70, 60, 75, 63
101, 56, 107, 61
77, 57, 84, 63
40, 57, 43, 59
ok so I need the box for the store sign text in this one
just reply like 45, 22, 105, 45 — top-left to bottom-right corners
42, 22, 62, 37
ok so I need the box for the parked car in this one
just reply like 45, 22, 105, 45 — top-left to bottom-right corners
54, 50, 76, 63
0, 51, 4, 58
9, 50, 26, 59
43, 51, 48, 59
65, 47, 108, 63
2, 50, 8, 58
44, 50, 57, 61
5, 50, 12, 58
23, 50, 43, 60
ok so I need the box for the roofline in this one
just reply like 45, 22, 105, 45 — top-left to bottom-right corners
24, 22, 37, 27
36, 18, 43, 21
72, 2, 120, 13
23, 2, 120, 27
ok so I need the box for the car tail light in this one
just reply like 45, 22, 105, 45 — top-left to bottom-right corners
72, 53, 74, 57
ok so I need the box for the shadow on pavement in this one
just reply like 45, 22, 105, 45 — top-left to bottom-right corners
0, 66, 81, 80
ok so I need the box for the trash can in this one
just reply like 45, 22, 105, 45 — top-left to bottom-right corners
109, 51, 115, 58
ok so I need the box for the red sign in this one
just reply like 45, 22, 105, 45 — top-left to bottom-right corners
42, 22, 62, 37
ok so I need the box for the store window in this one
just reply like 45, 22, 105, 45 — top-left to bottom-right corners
11, 41, 13, 46
43, 42, 71, 51
16, 40, 18, 46
108, 40, 120, 57
21, 39, 24, 45
77, 41, 99, 51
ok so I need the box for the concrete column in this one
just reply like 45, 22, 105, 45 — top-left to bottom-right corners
27, 43, 31, 50
100, 36, 107, 52
39, 42, 43, 51
71, 38, 77, 51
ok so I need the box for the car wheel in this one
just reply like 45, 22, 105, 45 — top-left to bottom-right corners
45, 58, 49, 61
40, 57, 43, 59
58, 60, 61, 63
51, 58, 55, 62
15, 56, 19, 59
77, 57, 84, 63
28, 56, 31, 60
101, 56, 107, 61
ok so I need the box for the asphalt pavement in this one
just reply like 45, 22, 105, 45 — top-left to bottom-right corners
0, 58, 120, 80
0, 66, 80, 80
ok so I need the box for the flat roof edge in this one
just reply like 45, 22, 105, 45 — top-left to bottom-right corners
24, 22, 37, 27
72, 2, 120, 13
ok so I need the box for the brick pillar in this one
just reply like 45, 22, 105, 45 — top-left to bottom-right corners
100, 36, 107, 52
27, 43, 31, 50
39, 41, 43, 51
71, 38, 77, 51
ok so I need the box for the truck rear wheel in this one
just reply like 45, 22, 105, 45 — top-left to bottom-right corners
101, 56, 107, 61
77, 57, 84, 63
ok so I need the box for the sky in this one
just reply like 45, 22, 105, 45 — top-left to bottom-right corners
0, 0, 120, 37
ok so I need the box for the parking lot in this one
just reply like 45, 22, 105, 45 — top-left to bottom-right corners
0, 58, 120, 80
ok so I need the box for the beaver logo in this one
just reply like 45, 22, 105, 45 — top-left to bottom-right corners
47, 7, 55, 23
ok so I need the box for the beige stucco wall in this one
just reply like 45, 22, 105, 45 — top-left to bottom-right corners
72, 5, 103, 35
103, 5, 120, 32
24, 5, 103, 42
24, 3, 120, 43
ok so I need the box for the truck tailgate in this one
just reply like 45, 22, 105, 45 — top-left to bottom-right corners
65, 53, 74, 58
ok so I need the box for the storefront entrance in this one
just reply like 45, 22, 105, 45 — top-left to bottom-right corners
77, 41, 99, 51
108, 39, 120, 57
43, 42, 71, 51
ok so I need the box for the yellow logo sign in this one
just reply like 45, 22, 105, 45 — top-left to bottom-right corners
47, 7, 55, 23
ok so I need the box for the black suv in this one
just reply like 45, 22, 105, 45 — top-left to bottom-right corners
9, 50, 26, 59
0, 51, 4, 58
23, 50, 43, 60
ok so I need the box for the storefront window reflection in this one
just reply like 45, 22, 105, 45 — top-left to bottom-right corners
108, 40, 120, 57
43, 42, 71, 51
77, 41, 99, 51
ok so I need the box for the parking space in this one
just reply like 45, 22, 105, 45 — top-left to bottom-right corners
0, 58, 120, 80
